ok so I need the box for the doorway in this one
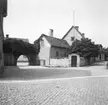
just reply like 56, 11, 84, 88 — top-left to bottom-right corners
71, 56, 77, 67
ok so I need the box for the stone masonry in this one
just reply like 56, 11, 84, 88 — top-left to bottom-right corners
0, 0, 7, 74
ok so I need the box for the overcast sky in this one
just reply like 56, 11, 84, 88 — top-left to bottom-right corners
4, 0, 108, 47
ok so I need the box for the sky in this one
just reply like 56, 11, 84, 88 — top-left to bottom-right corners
4, 0, 108, 47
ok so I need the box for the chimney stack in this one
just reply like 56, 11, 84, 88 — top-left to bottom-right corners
6, 34, 9, 38
75, 26, 79, 30
81, 33, 85, 38
49, 29, 53, 37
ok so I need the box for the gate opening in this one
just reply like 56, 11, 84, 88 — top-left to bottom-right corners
17, 55, 29, 66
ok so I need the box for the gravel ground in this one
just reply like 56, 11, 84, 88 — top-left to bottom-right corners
0, 66, 91, 80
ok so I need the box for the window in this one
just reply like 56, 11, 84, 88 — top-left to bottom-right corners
71, 37, 75, 41
41, 40, 44, 47
56, 51, 59, 57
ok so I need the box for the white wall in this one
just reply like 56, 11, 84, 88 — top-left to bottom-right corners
39, 36, 51, 65
50, 54, 82, 67
68, 54, 80, 67
63, 28, 82, 46
50, 58, 69, 67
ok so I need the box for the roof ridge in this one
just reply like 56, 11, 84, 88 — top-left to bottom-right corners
62, 25, 85, 39
43, 34, 66, 41
40, 34, 69, 48
62, 26, 74, 39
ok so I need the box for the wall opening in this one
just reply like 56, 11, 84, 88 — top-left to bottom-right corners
71, 55, 77, 67
17, 55, 29, 66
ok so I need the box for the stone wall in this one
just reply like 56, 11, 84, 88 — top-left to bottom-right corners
49, 54, 86, 67
4, 53, 16, 66
4, 53, 39, 66
50, 58, 69, 67
0, 15, 4, 74
0, 37, 4, 69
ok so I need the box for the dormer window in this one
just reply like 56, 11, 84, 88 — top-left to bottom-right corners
71, 37, 75, 41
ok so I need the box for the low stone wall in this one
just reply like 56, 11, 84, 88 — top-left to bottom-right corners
80, 57, 86, 66
50, 58, 69, 67
50, 57, 86, 67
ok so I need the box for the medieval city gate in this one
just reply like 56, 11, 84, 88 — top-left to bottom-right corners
3, 38, 39, 66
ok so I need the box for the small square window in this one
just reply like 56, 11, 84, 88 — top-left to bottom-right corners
71, 37, 75, 41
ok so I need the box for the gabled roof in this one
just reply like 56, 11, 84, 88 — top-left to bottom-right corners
38, 34, 69, 48
62, 26, 84, 39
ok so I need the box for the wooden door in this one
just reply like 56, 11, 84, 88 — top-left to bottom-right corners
71, 56, 77, 67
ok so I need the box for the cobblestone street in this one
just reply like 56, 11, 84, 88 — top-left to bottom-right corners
0, 76, 108, 105
0, 61, 108, 105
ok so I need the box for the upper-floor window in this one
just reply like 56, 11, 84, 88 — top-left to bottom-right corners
56, 51, 59, 57
71, 37, 75, 41
41, 40, 44, 47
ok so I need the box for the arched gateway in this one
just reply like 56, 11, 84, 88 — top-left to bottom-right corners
3, 38, 39, 66
69, 54, 80, 67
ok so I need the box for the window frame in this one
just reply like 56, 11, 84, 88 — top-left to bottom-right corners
71, 37, 75, 41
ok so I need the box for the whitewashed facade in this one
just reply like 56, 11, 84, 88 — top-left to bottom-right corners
37, 26, 85, 67
62, 26, 85, 46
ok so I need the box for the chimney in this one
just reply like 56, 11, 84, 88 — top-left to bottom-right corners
49, 29, 53, 37
6, 34, 9, 38
75, 26, 79, 30
81, 33, 85, 38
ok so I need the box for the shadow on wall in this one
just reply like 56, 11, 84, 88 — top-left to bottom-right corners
0, 66, 91, 80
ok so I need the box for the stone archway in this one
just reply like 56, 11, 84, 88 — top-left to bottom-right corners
16, 54, 37, 66
17, 55, 29, 66
4, 53, 38, 66
3, 38, 40, 66
69, 53, 80, 67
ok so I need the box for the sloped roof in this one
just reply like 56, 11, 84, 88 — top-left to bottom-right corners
38, 34, 69, 48
4, 37, 29, 43
62, 26, 84, 39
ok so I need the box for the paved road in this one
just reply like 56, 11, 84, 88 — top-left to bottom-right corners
80, 61, 108, 76
0, 61, 108, 105
0, 76, 108, 105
